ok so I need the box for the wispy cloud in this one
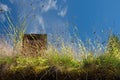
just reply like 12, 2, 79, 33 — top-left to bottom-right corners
0, 14, 6, 22
41, 0, 57, 12
29, 15, 46, 34
7, 0, 68, 35
0, 3, 9, 22
37, 16, 46, 33
30, 25, 39, 34
58, 7, 67, 17
0, 3, 9, 12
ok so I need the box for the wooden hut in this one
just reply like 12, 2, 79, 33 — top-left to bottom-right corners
22, 34, 47, 56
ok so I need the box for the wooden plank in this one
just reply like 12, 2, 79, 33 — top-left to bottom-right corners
22, 34, 47, 56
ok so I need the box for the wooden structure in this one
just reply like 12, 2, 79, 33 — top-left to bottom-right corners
22, 34, 47, 56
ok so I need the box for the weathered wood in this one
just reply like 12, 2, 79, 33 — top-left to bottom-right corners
22, 34, 47, 56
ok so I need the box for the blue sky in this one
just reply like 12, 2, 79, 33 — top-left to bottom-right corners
0, 0, 120, 43
67, 0, 120, 41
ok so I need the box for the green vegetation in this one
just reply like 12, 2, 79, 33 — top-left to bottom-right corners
1, 14, 120, 80
1, 35, 120, 80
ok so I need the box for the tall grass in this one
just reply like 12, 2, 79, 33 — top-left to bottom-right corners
0, 12, 26, 56
1, 13, 120, 80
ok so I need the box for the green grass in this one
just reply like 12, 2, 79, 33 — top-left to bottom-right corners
1, 48, 120, 80
1, 13, 120, 80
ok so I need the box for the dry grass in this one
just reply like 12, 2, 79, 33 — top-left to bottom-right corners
0, 39, 13, 57
1, 13, 120, 80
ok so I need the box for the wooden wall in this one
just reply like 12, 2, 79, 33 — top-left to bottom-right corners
22, 34, 47, 56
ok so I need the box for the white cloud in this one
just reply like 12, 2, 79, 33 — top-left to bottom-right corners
7, 0, 68, 34
29, 16, 46, 34
0, 3, 9, 12
58, 7, 67, 17
38, 16, 44, 28
41, 0, 57, 12
0, 3, 9, 22
37, 16, 46, 33
0, 14, 6, 22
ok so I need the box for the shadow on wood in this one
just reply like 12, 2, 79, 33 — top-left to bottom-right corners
22, 34, 47, 56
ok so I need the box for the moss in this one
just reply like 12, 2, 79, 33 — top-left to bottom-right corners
1, 52, 120, 80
